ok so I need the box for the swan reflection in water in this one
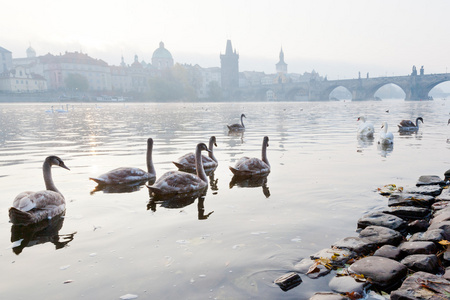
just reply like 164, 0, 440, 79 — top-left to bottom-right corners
90, 179, 154, 195
10, 214, 76, 255
357, 135, 375, 149
229, 175, 271, 198
377, 143, 394, 158
147, 189, 214, 220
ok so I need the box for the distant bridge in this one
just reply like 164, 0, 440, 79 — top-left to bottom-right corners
236, 70, 450, 101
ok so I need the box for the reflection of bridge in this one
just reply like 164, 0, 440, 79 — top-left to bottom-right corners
237, 71, 450, 101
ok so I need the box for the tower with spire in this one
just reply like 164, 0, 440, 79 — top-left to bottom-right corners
276, 47, 287, 75
220, 40, 239, 97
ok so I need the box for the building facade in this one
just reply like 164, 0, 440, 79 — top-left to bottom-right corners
0, 46, 13, 74
0, 65, 47, 92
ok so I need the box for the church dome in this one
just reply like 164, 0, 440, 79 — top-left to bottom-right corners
26, 46, 36, 58
152, 42, 173, 60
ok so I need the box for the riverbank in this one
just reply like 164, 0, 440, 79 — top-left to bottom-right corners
275, 170, 450, 299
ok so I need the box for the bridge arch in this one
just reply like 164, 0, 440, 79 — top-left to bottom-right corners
371, 83, 406, 100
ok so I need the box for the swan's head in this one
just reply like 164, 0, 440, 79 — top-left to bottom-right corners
381, 121, 388, 131
210, 136, 217, 147
263, 136, 269, 147
241, 114, 246, 118
147, 138, 153, 148
417, 117, 424, 124
46, 156, 70, 170
357, 116, 366, 122
197, 143, 211, 153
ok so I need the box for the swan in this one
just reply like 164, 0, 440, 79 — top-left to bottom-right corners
357, 116, 375, 137
9, 156, 70, 225
227, 114, 246, 131
398, 117, 423, 131
229, 136, 270, 177
90, 138, 156, 185
148, 143, 210, 197
378, 122, 394, 145
173, 136, 218, 173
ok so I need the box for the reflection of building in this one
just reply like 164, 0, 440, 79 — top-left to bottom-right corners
220, 40, 239, 95
152, 41, 174, 70
0, 46, 13, 73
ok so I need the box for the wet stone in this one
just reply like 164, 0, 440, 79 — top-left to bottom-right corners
309, 292, 350, 300
310, 248, 354, 267
390, 271, 450, 300
445, 267, 450, 280
274, 272, 302, 291
409, 229, 446, 243
407, 219, 430, 234
428, 220, 450, 240
373, 245, 403, 260
436, 188, 450, 202
382, 206, 431, 220
328, 275, 368, 295
404, 184, 443, 197
347, 256, 407, 291
388, 193, 435, 208
357, 212, 407, 233
332, 236, 376, 256
416, 175, 446, 186
398, 241, 437, 255
430, 207, 450, 224
293, 258, 331, 278
358, 225, 403, 247
432, 200, 450, 211
443, 248, 450, 266
400, 254, 440, 273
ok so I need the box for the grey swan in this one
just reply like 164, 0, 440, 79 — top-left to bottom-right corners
148, 143, 210, 197
398, 117, 423, 131
9, 156, 70, 225
90, 138, 156, 185
173, 136, 218, 173
227, 114, 246, 131
229, 136, 270, 177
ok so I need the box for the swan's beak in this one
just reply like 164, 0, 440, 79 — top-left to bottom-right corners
214, 142, 217, 147
60, 162, 70, 171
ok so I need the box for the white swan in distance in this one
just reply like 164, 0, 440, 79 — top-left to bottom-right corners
227, 114, 246, 131
229, 136, 270, 177
90, 138, 156, 185
398, 117, 423, 132
9, 156, 70, 225
173, 136, 218, 173
357, 116, 375, 137
378, 121, 394, 145
148, 143, 211, 197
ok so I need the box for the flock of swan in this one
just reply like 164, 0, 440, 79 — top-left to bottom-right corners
357, 116, 424, 145
9, 114, 271, 226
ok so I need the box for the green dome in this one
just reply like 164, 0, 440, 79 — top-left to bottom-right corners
152, 41, 173, 59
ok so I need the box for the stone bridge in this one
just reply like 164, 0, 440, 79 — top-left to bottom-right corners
237, 71, 450, 101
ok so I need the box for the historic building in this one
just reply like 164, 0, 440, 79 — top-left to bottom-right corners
0, 65, 47, 92
152, 41, 174, 70
275, 47, 289, 84
220, 40, 239, 96
0, 46, 13, 74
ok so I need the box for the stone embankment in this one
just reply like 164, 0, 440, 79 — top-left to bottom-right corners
275, 171, 450, 299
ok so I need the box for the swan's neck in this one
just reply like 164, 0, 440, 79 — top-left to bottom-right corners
240, 115, 245, 128
208, 139, 217, 162
383, 123, 388, 133
262, 141, 270, 167
43, 162, 61, 194
147, 143, 156, 176
196, 147, 208, 183
415, 118, 420, 127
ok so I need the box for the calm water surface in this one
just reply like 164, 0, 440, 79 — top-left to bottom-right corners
1, 100, 449, 299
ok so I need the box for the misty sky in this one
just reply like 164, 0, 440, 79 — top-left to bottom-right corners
3, 0, 450, 80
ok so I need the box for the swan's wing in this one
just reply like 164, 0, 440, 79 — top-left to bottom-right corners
399, 120, 414, 127
230, 158, 270, 176
149, 171, 207, 195
90, 167, 150, 185
13, 190, 64, 211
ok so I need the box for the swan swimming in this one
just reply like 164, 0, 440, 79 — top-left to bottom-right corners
148, 143, 210, 197
378, 121, 394, 145
173, 136, 218, 173
90, 138, 156, 185
229, 136, 270, 177
9, 156, 70, 225
357, 116, 375, 137
398, 117, 423, 132
227, 114, 246, 131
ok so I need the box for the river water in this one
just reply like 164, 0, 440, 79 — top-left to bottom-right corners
1, 100, 449, 299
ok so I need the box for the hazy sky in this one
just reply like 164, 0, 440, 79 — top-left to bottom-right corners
3, 0, 450, 80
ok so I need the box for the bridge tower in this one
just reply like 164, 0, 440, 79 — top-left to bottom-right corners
220, 40, 239, 99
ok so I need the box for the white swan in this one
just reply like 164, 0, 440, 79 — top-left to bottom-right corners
9, 156, 70, 225
173, 136, 218, 173
357, 116, 375, 137
229, 136, 270, 177
398, 117, 423, 132
227, 114, 246, 131
90, 138, 156, 185
148, 143, 210, 197
378, 122, 394, 145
